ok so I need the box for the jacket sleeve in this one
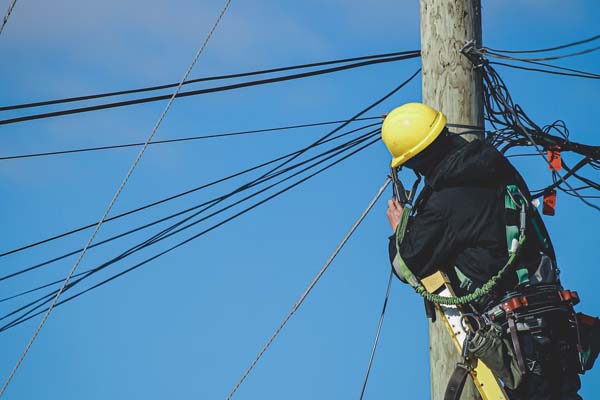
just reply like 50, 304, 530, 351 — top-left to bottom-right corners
389, 202, 457, 280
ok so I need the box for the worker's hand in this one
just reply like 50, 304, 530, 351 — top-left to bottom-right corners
386, 198, 403, 231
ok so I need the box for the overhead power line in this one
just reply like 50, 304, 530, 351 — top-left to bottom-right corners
491, 61, 600, 80
0, 116, 382, 161
0, 71, 420, 338
0, 0, 18, 36
0, 0, 233, 396
482, 34, 600, 54
0, 136, 382, 334
0, 68, 418, 262
0, 129, 380, 306
0, 51, 419, 112
0, 131, 380, 325
461, 46, 600, 212
0, 126, 381, 283
482, 45, 600, 62
0, 53, 420, 126
0, 123, 380, 259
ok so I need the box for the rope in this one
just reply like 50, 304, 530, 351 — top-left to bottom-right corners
0, 0, 233, 395
0, 0, 17, 36
226, 177, 391, 399
359, 270, 393, 400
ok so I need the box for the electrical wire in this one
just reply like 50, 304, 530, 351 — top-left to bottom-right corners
0, 0, 17, 36
0, 116, 382, 161
359, 270, 393, 400
0, 123, 380, 259
482, 34, 600, 54
491, 61, 600, 80
0, 133, 379, 328
0, 51, 418, 112
0, 136, 383, 333
0, 53, 420, 126
461, 47, 600, 212
0, 0, 233, 395
0, 126, 380, 283
0, 70, 418, 277
1, 68, 418, 261
482, 45, 600, 62
0, 72, 418, 351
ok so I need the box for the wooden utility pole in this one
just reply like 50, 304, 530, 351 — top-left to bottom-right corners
420, 1, 484, 399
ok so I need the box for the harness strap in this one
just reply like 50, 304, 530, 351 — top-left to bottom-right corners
443, 363, 471, 400
508, 316, 527, 374
394, 185, 528, 305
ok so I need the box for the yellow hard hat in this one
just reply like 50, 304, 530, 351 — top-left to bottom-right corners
381, 102, 447, 168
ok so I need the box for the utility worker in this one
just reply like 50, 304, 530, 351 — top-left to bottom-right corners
382, 103, 592, 399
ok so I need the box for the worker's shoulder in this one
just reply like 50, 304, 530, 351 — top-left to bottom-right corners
426, 184, 501, 213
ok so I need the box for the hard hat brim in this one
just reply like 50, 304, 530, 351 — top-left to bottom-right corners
390, 111, 447, 168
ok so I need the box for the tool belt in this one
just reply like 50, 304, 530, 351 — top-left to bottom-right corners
445, 283, 598, 400
475, 284, 599, 381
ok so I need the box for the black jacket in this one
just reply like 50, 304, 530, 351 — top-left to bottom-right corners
388, 138, 556, 296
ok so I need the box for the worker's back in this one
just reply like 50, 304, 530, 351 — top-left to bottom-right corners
393, 135, 555, 299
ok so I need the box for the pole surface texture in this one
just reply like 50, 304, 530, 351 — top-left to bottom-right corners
420, 0, 484, 399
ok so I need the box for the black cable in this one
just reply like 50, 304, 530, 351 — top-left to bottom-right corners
1, 67, 418, 268
0, 116, 382, 161
0, 51, 419, 112
0, 126, 381, 281
0, 132, 380, 326
461, 46, 600, 211
491, 61, 600, 80
359, 271, 393, 400
0, 53, 420, 126
0, 137, 380, 333
0, 123, 380, 258
1, 75, 419, 327
482, 34, 600, 54
483, 46, 600, 62
530, 157, 591, 199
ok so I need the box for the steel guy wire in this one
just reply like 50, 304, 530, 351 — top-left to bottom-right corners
0, 137, 382, 333
225, 177, 391, 399
0, 0, 17, 36
0, 51, 419, 112
0, 124, 381, 279
0, 54, 420, 126
0, 0, 233, 395
0, 117, 383, 161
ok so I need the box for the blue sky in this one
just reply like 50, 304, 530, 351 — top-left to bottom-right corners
0, 1, 598, 399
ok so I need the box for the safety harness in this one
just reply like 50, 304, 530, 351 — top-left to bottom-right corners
394, 184, 529, 305
392, 182, 595, 399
